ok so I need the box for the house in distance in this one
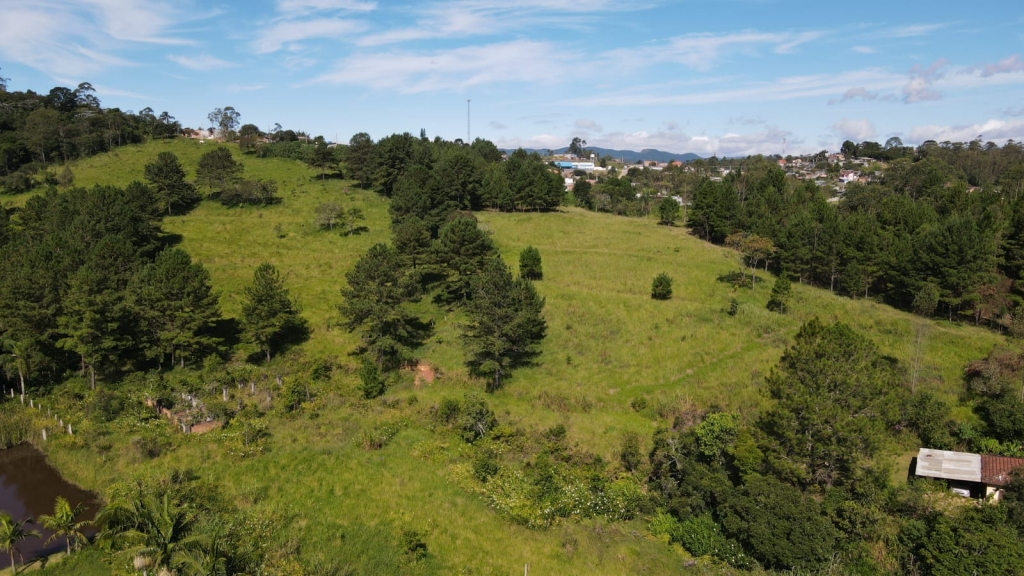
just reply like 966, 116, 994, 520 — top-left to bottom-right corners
913, 448, 1024, 500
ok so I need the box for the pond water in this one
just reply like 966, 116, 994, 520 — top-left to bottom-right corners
0, 443, 99, 570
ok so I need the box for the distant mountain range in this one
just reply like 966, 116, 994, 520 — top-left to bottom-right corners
502, 146, 702, 163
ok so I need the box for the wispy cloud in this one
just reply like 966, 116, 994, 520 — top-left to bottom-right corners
308, 39, 567, 92
276, 0, 376, 15
355, 0, 643, 47
908, 118, 1024, 144
1005, 106, 1024, 118
489, 121, 507, 130
574, 118, 603, 133
226, 84, 266, 92
0, 0, 201, 78
602, 31, 822, 72
169, 54, 234, 70
253, 18, 367, 53
902, 58, 948, 103
852, 45, 876, 54
827, 86, 896, 105
880, 23, 947, 38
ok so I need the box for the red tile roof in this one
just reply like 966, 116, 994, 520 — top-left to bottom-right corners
980, 454, 1024, 486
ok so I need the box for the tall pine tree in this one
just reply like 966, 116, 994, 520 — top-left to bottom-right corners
240, 263, 305, 363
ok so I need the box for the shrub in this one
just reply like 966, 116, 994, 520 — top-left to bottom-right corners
358, 359, 385, 399
619, 432, 643, 472
766, 275, 791, 313
651, 272, 673, 300
401, 530, 428, 562
473, 446, 499, 482
519, 246, 543, 280
458, 393, 497, 443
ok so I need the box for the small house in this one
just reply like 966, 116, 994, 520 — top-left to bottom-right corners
913, 448, 1024, 500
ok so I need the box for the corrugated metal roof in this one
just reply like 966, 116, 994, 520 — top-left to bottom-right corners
980, 454, 1024, 487
916, 448, 981, 483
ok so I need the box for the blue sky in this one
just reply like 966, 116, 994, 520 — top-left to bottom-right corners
2, 0, 1023, 156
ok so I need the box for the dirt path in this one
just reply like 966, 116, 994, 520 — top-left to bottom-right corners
414, 363, 435, 389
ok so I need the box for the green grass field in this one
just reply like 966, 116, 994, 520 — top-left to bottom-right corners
3, 139, 1005, 574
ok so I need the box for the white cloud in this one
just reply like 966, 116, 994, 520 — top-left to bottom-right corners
497, 125, 799, 157
902, 58, 948, 103
308, 40, 566, 92
880, 23, 946, 38
827, 86, 897, 105
254, 18, 367, 53
965, 54, 1024, 77
226, 84, 266, 92
82, 0, 194, 45
169, 54, 234, 70
833, 118, 877, 141
574, 119, 603, 133
908, 118, 1024, 144
852, 45, 876, 54
489, 121, 507, 130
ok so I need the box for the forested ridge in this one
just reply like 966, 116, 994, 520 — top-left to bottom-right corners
1, 77, 1024, 575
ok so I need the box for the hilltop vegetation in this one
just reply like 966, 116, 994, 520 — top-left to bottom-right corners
0, 119, 1023, 574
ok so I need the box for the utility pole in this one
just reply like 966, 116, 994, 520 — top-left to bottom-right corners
467, 99, 471, 144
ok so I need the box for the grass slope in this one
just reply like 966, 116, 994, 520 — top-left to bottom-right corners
7, 139, 1004, 574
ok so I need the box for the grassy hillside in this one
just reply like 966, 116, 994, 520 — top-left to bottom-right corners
5, 139, 1005, 574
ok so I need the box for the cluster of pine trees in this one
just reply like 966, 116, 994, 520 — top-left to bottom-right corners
0, 177, 303, 394
686, 141, 1024, 325
0, 80, 180, 193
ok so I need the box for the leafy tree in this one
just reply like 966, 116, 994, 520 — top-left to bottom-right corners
339, 243, 421, 370
57, 165, 74, 188
916, 505, 1024, 575
307, 141, 337, 180
237, 123, 261, 152
766, 274, 791, 313
462, 257, 546, 391
145, 152, 199, 214
38, 497, 90, 555
240, 263, 305, 363
195, 147, 242, 193
651, 272, 672, 300
129, 248, 223, 368
568, 137, 587, 158
314, 202, 343, 231
758, 319, 903, 487
0, 512, 39, 574
657, 197, 680, 226
96, 492, 203, 571
912, 282, 941, 316
573, 179, 593, 210
519, 246, 542, 280
717, 475, 838, 571
725, 232, 776, 287
207, 106, 241, 140
433, 215, 496, 303
339, 208, 366, 237
218, 179, 277, 207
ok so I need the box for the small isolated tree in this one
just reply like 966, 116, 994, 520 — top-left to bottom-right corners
241, 263, 305, 362
725, 232, 777, 287
57, 165, 74, 188
913, 282, 940, 317
657, 197, 680, 226
307, 141, 337, 180
315, 202, 343, 231
358, 358, 385, 399
463, 257, 546, 392
519, 246, 542, 280
145, 151, 199, 214
651, 272, 673, 300
195, 147, 243, 193
339, 208, 366, 236
38, 497, 90, 555
0, 512, 40, 573
767, 275, 791, 313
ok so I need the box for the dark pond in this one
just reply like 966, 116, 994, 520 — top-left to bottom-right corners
0, 443, 99, 569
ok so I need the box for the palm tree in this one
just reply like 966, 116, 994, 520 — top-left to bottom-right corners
0, 512, 41, 574
38, 496, 91, 555
96, 492, 203, 569
174, 531, 227, 576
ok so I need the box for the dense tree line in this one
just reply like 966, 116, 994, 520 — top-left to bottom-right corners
683, 140, 1024, 326
1, 81, 180, 193
647, 318, 1024, 573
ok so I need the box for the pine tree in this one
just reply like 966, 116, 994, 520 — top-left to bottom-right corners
767, 274, 791, 313
195, 147, 242, 193
241, 263, 304, 363
129, 248, 223, 368
339, 243, 421, 369
657, 197, 680, 226
434, 215, 496, 304
462, 257, 546, 391
519, 246, 542, 280
651, 272, 673, 300
144, 152, 198, 214
358, 358, 385, 399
